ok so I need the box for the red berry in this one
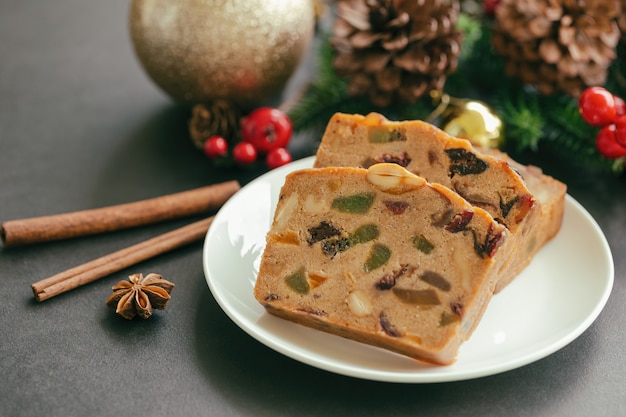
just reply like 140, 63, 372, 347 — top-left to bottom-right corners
203, 136, 228, 159
266, 148, 292, 169
615, 96, 626, 117
232, 142, 258, 165
596, 124, 626, 159
241, 107, 292, 154
484, 0, 501, 16
614, 114, 626, 148
579, 87, 617, 127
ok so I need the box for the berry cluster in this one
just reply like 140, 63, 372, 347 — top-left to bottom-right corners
203, 107, 293, 169
579, 87, 626, 159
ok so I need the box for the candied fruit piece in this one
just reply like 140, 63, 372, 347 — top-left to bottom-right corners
499, 194, 520, 219
439, 311, 459, 326
349, 224, 379, 244
413, 234, 435, 254
445, 148, 488, 176
331, 192, 375, 213
364, 243, 391, 272
392, 288, 441, 305
368, 126, 407, 143
307, 272, 328, 289
419, 271, 451, 291
285, 268, 309, 294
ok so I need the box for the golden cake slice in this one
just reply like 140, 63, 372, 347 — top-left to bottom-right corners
314, 112, 566, 292
254, 164, 508, 365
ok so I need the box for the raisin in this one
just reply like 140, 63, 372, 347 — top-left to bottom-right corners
321, 237, 352, 257
471, 223, 506, 258
419, 271, 451, 291
364, 244, 391, 272
374, 264, 411, 290
428, 150, 438, 165
378, 311, 402, 337
445, 209, 474, 232
297, 307, 327, 316
375, 152, 412, 167
451, 302, 464, 318
331, 192, 375, 213
285, 268, 309, 294
264, 294, 281, 301
499, 194, 520, 219
431, 208, 455, 227
413, 234, 435, 254
307, 221, 341, 245
368, 126, 407, 143
445, 148, 488, 176
383, 200, 410, 214
392, 288, 441, 305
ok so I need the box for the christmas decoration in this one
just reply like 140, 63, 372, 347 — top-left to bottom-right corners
203, 136, 229, 159
130, 0, 315, 108
266, 147, 294, 169
428, 91, 504, 149
286, 9, 626, 175
240, 107, 293, 154
578, 86, 626, 161
232, 142, 259, 165
578, 86, 620, 127
201, 106, 295, 170
189, 100, 241, 149
491, 0, 622, 97
331, 0, 463, 107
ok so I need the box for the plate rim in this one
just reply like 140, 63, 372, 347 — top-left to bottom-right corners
203, 156, 614, 383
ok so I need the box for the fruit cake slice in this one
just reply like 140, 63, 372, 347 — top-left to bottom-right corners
314, 112, 566, 292
254, 164, 508, 365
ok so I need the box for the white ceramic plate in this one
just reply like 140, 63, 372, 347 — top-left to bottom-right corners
203, 156, 614, 383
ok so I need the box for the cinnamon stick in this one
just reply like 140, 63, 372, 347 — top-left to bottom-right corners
31, 216, 215, 302
1, 181, 239, 246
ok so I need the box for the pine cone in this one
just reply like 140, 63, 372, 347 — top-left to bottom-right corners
492, 0, 621, 97
189, 100, 240, 149
331, 0, 463, 107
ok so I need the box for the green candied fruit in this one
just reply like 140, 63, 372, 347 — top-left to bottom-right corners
368, 126, 407, 143
349, 224, 379, 245
331, 192, 375, 214
413, 234, 435, 254
364, 243, 391, 272
439, 311, 459, 326
285, 267, 309, 294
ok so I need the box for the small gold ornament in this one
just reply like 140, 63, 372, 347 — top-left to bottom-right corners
129, 0, 315, 109
427, 91, 505, 149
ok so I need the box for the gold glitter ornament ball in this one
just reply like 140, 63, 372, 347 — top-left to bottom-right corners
129, 0, 315, 108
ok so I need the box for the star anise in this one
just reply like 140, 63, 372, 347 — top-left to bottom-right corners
106, 273, 174, 320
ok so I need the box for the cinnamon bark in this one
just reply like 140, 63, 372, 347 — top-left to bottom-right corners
1, 181, 239, 246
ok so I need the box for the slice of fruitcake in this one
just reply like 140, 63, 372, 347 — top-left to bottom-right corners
254, 164, 508, 365
314, 112, 566, 292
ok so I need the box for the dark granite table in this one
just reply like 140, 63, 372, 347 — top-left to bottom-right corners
1, 2, 625, 416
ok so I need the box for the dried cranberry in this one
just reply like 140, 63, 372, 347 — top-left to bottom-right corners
383, 200, 410, 214
375, 152, 412, 167
445, 209, 474, 232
